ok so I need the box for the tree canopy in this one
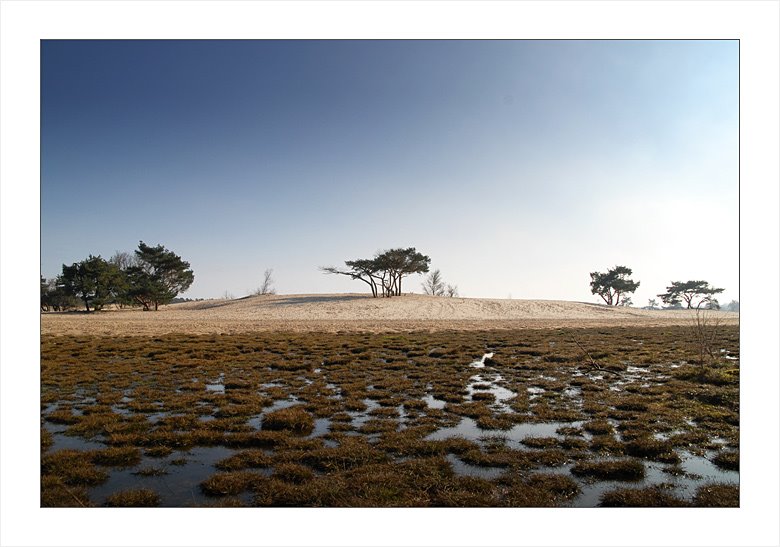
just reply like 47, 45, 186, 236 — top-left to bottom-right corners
59, 255, 125, 312
321, 248, 431, 297
657, 280, 724, 309
40, 276, 80, 311
589, 265, 640, 306
51, 243, 194, 312
126, 242, 195, 311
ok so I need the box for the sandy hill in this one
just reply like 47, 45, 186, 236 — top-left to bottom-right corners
41, 293, 738, 336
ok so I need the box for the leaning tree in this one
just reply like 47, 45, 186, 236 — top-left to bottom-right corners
321, 258, 382, 297
321, 248, 430, 298
589, 265, 640, 306
657, 280, 724, 309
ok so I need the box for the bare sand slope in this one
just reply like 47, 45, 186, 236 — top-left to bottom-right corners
41, 293, 739, 336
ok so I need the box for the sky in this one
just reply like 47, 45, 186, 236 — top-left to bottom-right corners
41, 40, 739, 305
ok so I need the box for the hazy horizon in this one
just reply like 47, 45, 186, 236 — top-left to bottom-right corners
41, 40, 739, 306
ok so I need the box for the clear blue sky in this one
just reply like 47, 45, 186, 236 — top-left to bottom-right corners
41, 40, 738, 304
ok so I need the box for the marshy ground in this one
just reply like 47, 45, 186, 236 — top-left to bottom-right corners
41, 326, 739, 507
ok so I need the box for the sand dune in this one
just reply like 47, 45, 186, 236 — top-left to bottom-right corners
41, 293, 739, 336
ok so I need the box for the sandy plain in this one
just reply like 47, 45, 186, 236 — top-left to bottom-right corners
41, 293, 739, 336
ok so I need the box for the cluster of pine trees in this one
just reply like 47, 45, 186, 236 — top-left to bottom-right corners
41, 242, 194, 312
589, 265, 728, 310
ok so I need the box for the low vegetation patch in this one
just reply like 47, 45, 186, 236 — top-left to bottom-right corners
200, 471, 268, 496
693, 483, 739, 507
599, 486, 688, 507
571, 459, 645, 481
105, 489, 161, 507
40, 325, 739, 507
91, 447, 142, 467
262, 407, 315, 434
711, 450, 739, 471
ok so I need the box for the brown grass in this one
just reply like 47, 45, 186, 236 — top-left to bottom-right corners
40, 325, 739, 507
262, 407, 315, 434
599, 486, 688, 507
105, 488, 161, 507
571, 459, 645, 481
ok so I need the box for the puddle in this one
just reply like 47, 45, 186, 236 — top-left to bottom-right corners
567, 450, 739, 507
466, 374, 515, 413
246, 397, 300, 429
264, 397, 299, 413
146, 411, 170, 423
535, 375, 557, 382
469, 353, 494, 369
325, 383, 342, 399
681, 450, 738, 481
205, 373, 225, 394
396, 405, 408, 431
42, 404, 59, 415
422, 394, 447, 409
110, 404, 132, 416
446, 454, 504, 480
306, 418, 331, 438
426, 417, 583, 449
349, 398, 380, 429
43, 422, 105, 452
87, 446, 249, 507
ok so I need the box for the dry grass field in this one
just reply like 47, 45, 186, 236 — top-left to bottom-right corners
40, 295, 739, 507
41, 293, 739, 335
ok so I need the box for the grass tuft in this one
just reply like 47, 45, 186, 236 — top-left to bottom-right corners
262, 407, 315, 434
571, 459, 645, 481
105, 488, 161, 507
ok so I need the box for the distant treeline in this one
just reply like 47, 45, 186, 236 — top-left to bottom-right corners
41, 242, 193, 312
42, 247, 738, 314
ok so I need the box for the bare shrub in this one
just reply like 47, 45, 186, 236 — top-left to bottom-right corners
422, 269, 444, 296
690, 303, 723, 367
254, 268, 276, 295
422, 270, 458, 297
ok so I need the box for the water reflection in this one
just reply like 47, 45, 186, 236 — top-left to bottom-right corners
426, 416, 584, 449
